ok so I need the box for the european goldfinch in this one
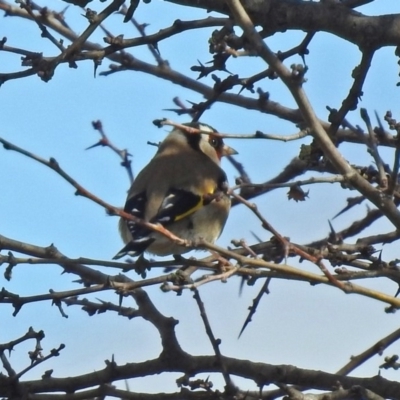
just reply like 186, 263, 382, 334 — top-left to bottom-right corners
113, 122, 237, 259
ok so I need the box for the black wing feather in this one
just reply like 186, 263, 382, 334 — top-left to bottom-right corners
113, 188, 203, 259
152, 188, 202, 224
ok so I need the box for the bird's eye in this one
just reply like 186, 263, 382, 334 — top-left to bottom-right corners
209, 137, 219, 148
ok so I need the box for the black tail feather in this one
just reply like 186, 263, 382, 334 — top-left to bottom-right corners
113, 237, 155, 260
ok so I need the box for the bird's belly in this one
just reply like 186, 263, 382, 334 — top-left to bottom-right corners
147, 199, 230, 256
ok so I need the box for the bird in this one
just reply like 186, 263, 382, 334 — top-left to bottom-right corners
113, 122, 237, 259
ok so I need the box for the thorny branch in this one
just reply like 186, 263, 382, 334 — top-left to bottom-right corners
88, 119, 134, 184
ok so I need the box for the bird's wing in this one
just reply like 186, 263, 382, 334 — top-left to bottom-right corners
152, 188, 204, 224
113, 188, 204, 259
113, 192, 154, 259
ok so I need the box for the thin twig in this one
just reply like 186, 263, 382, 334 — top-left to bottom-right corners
17, 0, 65, 51
328, 50, 374, 136
13, 344, 65, 380
192, 289, 235, 394
337, 326, 400, 375
360, 108, 388, 189
238, 277, 271, 337
89, 120, 134, 184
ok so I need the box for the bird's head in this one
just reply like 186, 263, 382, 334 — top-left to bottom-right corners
180, 122, 238, 164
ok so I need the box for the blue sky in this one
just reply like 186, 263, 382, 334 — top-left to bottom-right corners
1, 0, 400, 394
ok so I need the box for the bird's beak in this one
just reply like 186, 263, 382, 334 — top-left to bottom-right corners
222, 144, 238, 157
